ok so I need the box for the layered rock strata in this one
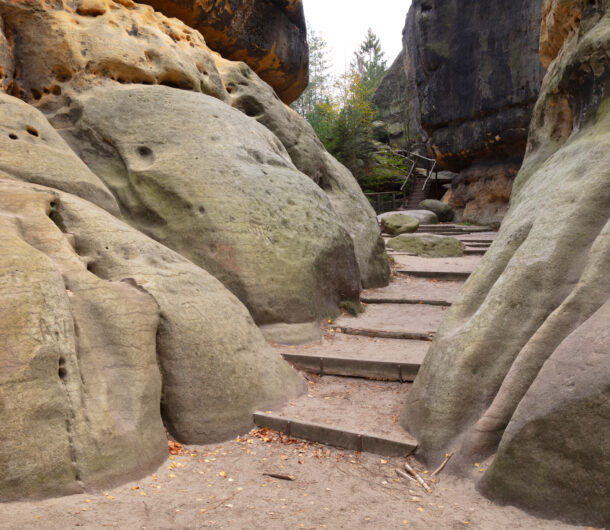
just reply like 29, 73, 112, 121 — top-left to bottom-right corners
402, 1, 610, 525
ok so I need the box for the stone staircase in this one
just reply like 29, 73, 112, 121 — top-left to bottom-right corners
404, 175, 428, 209
254, 225, 496, 458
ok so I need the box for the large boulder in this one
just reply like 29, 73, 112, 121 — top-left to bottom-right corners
215, 56, 390, 289
419, 199, 454, 222
0, 181, 167, 501
0, 0, 388, 293
55, 84, 360, 328
0, 177, 304, 499
137, 0, 309, 104
388, 234, 464, 257
375, 0, 546, 225
380, 214, 419, 236
402, 1, 610, 525
379, 209, 439, 225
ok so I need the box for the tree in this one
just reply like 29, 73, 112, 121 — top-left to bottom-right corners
351, 28, 388, 92
291, 26, 332, 118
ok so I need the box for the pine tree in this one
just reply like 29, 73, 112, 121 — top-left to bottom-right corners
351, 28, 387, 91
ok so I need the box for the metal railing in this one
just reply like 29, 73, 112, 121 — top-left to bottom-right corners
365, 149, 439, 213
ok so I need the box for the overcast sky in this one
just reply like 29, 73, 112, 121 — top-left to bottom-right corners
303, 0, 412, 74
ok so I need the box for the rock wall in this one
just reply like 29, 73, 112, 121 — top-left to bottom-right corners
375, 0, 546, 225
0, 0, 387, 499
138, 0, 308, 104
402, 0, 610, 525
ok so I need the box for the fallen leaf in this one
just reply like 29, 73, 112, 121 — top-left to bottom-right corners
219, 471, 227, 478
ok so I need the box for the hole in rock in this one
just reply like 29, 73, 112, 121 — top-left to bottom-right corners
58, 357, 67, 379
8, 133, 17, 140
137, 145, 153, 158
26, 126, 39, 137
198, 206, 205, 214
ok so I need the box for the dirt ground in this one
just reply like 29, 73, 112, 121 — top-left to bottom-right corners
0, 428, 586, 529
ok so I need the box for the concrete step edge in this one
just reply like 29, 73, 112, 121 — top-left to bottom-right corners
253, 412, 418, 457
396, 270, 471, 281
281, 353, 422, 382
360, 297, 452, 306
336, 326, 435, 341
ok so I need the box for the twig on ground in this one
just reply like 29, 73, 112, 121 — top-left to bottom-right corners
395, 469, 417, 484
262, 473, 295, 481
404, 462, 432, 494
431, 452, 454, 477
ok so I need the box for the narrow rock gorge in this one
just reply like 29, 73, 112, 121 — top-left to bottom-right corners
375, 0, 546, 225
403, 0, 609, 525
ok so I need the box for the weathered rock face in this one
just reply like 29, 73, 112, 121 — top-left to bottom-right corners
372, 50, 426, 147
402, 0, 610, 525
56, 84, 360, 326
376, 0, 546, 225
215, 56, 390, 289
0, 94, 119, 214
137, 0, 308, 103
0, 0, 387, 295
0, 0, 382, 501
0, 176, 304, 499
0, 181, 167, 500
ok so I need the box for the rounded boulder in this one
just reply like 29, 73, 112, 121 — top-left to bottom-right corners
380, 213, 420, 236
387, 233, 464, 257
419, 199, 455, 222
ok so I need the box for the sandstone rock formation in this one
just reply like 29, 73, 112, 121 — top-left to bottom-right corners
418, 199, 454, 222
215, 56, 390, 289
56, 85, 360, 327
0, 175, 304, 499
388, 233, 464, 257
138, 0, 308, 103
375, 0, 546, 225
0, 0, 388, 326
380, 213, 419, 236
0, 0, 384, 500
402, 1, 610, 525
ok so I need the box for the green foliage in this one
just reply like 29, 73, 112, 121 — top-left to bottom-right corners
294, 27, 408, 194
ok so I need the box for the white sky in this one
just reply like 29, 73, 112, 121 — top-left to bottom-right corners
303, 0, 412, 74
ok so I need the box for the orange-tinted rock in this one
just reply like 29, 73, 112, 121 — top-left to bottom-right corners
540, 0, 583, 68
138, 0, 308, 104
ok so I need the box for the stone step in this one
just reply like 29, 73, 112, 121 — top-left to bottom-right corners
463, 241, 492, 247
281, 353, 421, 382
362, 276, 462, 306
392, 255, 482, 281
464, 248, 486, 255
253, 376, 418, 457
334, 303, 448, 341
397, 270, 471, 281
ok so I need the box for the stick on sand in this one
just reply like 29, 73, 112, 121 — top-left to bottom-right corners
404, 462, 432, 494
431, 452, 454, 477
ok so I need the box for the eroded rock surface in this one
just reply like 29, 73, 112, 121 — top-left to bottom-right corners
138, 0, 308, 103
0, 94, 119, 214
0, 178, 304, 499
0, 0, 387, 293
56, 84, 360, 326
216, 56, 390, 288
402, 1, 610, 525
